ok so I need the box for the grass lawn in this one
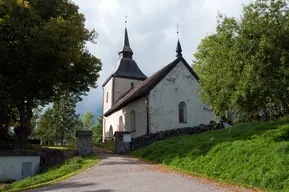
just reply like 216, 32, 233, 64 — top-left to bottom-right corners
131, 119, 289, 192
0, 155, 100, 192
42, 145, 76, 150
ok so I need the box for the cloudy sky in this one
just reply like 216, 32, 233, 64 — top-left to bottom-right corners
73, 0, 251, 118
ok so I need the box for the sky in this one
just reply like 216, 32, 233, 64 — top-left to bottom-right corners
73, 0, 251, 118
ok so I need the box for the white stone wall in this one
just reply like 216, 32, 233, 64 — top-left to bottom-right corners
113, 77, 143, 103
103, 97, 147, 139
103, 78, 113, 114
149, 61, 213, 133
0, 156, 40, 181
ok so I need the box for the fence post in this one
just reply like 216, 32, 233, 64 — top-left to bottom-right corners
75, 131, 93, 156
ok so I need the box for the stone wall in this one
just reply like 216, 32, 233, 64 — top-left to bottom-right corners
38, 148, 77, 173
38, 148, 64, 173
131, 123, 225, 151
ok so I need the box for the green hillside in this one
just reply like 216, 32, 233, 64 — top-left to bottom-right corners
131, 119, 289, 191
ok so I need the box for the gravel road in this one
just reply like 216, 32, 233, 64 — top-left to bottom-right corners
28, 153, 253, 192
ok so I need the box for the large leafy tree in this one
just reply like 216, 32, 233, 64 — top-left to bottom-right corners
52, 92, 80, 145
35, 108, 55, 145
0, 0, 102, 144
35, 93, 83, 145
92, 115, 102, 143
194, 0, 289, 121
82, 112, 95, 130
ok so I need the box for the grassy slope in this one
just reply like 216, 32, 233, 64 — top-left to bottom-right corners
131, 119, 289, 191
42, 145, 76, 150
1, 156, 100, 192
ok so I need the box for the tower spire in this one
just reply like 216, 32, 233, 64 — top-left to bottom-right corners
119, 15, 133, 58
176, 23, 182, 57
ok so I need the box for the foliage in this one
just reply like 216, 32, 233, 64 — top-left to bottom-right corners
34, 108, 55, 144
30, 106, 43, 138
52, 92, 81, 145
92, 115, 102, 143
0, 0, 102, 142
194, 0, 289, 121
0, 156, 100, 192
35, 93, 84, 145
42, 145, 75, 150
82, 112, 95, 130
131, 119, 289, 191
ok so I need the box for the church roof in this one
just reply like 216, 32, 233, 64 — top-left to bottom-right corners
102, 27, 147, 87
103, 56, 199, 117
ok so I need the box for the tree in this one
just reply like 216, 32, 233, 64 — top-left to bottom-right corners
82, 112, 95, 130
52, 92, 80, 145
194, 0, 289, 121
35, 93, 83, 145
35, 108, 55, 145
30, 106, 43, 138
0, 0, 102, 147
92, 115, 102, 143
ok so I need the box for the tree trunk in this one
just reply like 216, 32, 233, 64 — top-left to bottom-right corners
61, 133, 64, 145
15, 101, 33, 150
0, 103, 9, 138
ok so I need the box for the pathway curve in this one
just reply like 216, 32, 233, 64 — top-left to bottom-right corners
28, 153, 253, 192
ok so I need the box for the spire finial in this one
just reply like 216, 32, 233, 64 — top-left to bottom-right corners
125, 15, 128, 27
176, 23, 182, 57
119, 16, 133, 58
177, 23, 180, 38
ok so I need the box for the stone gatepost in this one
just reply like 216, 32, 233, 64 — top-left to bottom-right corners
75, 131, 93, 156
114, 131, 131, 154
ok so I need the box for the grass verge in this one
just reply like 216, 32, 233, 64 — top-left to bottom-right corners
131, 119, 289, 192
42, 145, 76, 150
0, 155, 100, 192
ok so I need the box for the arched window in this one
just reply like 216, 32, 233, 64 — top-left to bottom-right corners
178, 102, 187, 123
106, 92, 108, 103
131, 82, 134, 89
130, 109, 136, 132
118, 116, 125, 131
108, 125, 113, 138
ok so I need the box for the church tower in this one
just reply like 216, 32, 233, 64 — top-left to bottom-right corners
102, 27, 147, 114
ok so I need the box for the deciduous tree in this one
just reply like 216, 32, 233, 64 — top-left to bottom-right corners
0, 0, 102, 147
194, 0, 289, 121
82, 112, 95, 130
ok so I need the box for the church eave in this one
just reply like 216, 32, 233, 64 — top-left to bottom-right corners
102, 74, 147, 87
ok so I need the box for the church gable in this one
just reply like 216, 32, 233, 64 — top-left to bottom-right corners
149, 60, 212, 133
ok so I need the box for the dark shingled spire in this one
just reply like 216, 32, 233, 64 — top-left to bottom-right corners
102, 26, 147, 87
176, 39, 182, 57
118, 27, 133, 58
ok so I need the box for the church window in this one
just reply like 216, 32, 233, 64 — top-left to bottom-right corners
108, 125, 113, 138
106, 92, 108, 103
178, 102, 187, 123
118, 116, 125, 131
131, 82, 134, 89
130, 109, 136, 132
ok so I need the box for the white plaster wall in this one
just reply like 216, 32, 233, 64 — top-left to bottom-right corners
0, 156, 40, 181
103, 97, 147, 138
113, 77, 143, 103
149, 61, 213, 133
103, 78, 113, 114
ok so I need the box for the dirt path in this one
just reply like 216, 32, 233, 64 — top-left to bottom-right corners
28, 153, 253, 192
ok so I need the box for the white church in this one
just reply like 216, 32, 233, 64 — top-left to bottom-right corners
102, 27, 213, 139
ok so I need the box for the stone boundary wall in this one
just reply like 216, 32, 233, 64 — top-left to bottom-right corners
38, 148, 78, 173
131, 123, 226, 151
